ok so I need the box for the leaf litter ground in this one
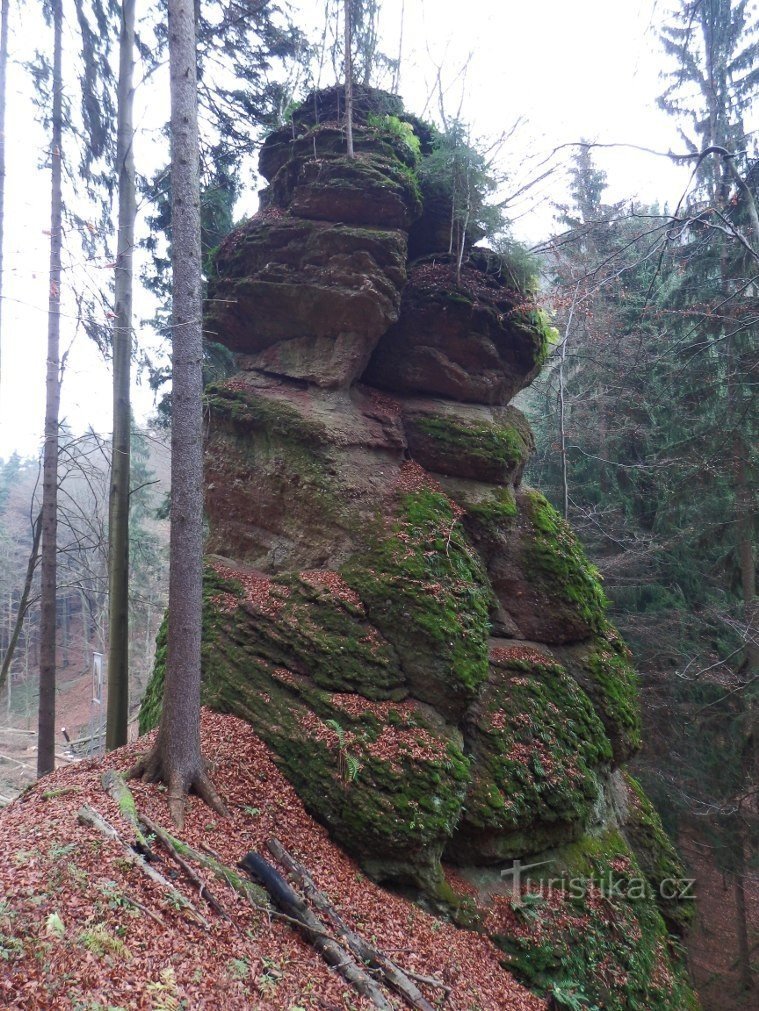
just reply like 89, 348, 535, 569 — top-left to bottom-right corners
0, 709, 545, 1011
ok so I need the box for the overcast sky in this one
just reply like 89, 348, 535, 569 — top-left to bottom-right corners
0, 0, 693, 460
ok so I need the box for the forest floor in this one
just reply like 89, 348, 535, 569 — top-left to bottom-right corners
0, 667, 142, 805
679, 830, 759, 1010
0, 708, 545, 1011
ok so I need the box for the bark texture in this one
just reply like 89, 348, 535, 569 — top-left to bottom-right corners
106, 0, 136, 750
129, 0, 225, 827
0, 0, 9, 399
38, 0, 63, 778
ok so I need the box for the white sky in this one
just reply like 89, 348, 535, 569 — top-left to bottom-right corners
0, 0, 693, 460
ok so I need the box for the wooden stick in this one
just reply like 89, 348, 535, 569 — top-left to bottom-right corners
405, 970, 451, 998
101, 770, 150, 852
267, 837, 439, 1011
120, 892, 165, 927
240, 851, 393, 1010
77, 804, 209, 929
139, 812, 230, 920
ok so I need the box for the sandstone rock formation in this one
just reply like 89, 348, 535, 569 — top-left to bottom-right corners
142, 87, 697, 1010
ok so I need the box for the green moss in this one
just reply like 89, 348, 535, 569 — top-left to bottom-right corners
460, 657, 612, 851
140, 563, 472, 888
138, 615, 166, 734
202, 631, 469, 887
493, 832, 699, 1011
232, 571, 406, 698
524, 490, 608, 633
138, 566, 244, 735
584, 624, 642, 757
510, 305, 556, 367
342, 487, 493, 708
413, 415, 531, 472
204, 382, 328, 447
624, 774, 694, 934
466, 487, 518, 528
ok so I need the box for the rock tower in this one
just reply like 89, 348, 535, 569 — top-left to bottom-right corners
141, 87, 697, 1010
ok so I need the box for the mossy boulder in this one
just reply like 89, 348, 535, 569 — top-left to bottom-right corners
472, 489, 611, 644
489, 831, 699, 1011
446, 643, 613, 864
289, 84, 405, 131
554, 625, 642, 764
404, 403, 534, 484
259, 123, 418, 183
205, 215, 408, 386
362, 255, 550, 405
140, 565, 470, 891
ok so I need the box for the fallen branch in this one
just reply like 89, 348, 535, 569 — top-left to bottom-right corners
77, 804, 209, 929
101, 771, 150, 852
267, 837, 441, 1010
138, 812, 229, 921
240, 851, 393, 1010
135, 818, 269, 911
119, 891, 165, 927
405, 970, 451, 997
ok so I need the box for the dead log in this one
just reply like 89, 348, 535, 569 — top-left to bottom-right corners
138, 812, 230, 920
101, 770, 150, 853
77, 804, 209, 929
133, 812, 270, 913
239, 851, 394, 1011
267, 837, 441, 1010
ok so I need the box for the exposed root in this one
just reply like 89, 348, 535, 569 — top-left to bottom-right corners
128, 746, 228, 830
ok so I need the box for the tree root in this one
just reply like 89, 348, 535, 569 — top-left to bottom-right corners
127, 744, 228, 830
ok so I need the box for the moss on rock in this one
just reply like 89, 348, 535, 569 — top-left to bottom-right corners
523, 490, 608, 634
465, 487, 519, 532
342, 486, 493, 719
269, 154, 422, 230
447, 652, 613, 863
556, 625, 642, 764
405, 406, 533, 484
140, 564, 471, 889
492, 831, 699, 1011
205, 381, 329, 446
624, 774, 694, 935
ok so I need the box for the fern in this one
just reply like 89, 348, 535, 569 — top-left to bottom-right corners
146, 967, 181, 1011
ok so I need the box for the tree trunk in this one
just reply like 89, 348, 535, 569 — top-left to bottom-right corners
733, 843, 754, 992
344, 0, 354, 157
0, 0, 9, 401
129, 0, 225, 828
38, 0, 63, 778
559, 282, 580, 520
0, 511, 41, 695
106, 0, 136, 751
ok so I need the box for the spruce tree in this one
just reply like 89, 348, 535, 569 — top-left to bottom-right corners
38, 0, 63, 777
106, 0, 137, 751
128, 0, 226, 828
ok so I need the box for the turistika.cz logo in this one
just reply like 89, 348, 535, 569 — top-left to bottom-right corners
499, 858, 696, 901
